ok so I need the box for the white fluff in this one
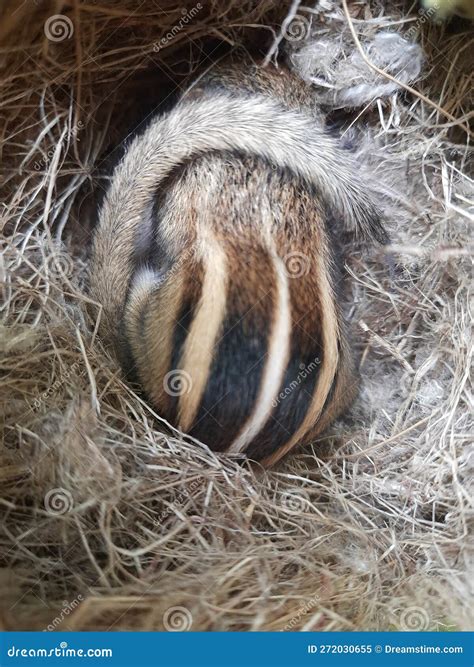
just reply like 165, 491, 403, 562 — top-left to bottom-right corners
291, 31, 424, 108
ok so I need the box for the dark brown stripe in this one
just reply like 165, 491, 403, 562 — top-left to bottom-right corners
187, 242, 277, 451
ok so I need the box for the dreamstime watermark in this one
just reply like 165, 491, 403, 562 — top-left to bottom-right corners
152, 4, 203, 53
163, 369, 193, 397
282, 14, 311, 42
33, 121, 84, 171
279, 488, 310, 513
45, 248, 75, 278
282, 595, 320, 630
44, 595, 84, 631
163, 606, 193, 631
400, 606, 430, 631
402, 2, 439, 41
272, 357, 320, 407
44, 14, 74, 42
283, 251, 310, 278
163, 245, 196, 282
8, 643, 112, 659
155, 476, 203, 524
44, 488, 74, 515
31, 361, 80, 412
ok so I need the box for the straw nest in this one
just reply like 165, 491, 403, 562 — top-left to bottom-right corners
0, 0, 472, 631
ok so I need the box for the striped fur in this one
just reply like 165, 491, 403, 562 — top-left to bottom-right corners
89, 58, 385, 465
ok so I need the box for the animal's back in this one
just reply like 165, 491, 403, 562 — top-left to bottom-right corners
90, 57, 382, 465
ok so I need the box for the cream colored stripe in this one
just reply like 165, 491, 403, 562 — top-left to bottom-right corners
261, 246, 339, 467
177, 234, 228, 431
125, 267, 185, 408
227, 253, 291, 454
124, 267, 161, 371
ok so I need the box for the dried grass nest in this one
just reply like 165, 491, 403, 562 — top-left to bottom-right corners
0, 0, 473, 632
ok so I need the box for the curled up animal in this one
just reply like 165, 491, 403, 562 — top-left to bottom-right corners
89, 57, 387, 466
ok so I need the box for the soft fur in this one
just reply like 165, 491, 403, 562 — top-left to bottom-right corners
89, 58, 386, 464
